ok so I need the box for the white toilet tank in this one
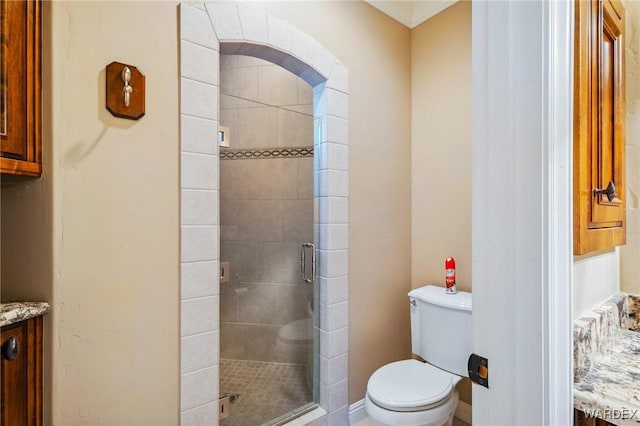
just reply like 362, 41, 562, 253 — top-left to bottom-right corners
409, 285, 472, 377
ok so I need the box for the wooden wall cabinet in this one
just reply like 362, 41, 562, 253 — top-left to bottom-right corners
0, 316, 43, 426
0, 0, 42, 177
574, 0, 626, 255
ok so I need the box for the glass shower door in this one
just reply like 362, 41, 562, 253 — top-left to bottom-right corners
218, 53, 318, 426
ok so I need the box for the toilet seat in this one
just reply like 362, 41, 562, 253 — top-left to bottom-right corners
278, 317, 313, 344
367, 359, 454, 412
364, 389, 458, 426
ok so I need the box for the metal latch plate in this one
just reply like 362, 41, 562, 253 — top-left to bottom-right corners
468, 353, 489, 388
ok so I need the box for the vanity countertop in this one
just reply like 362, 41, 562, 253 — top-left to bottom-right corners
0, 301, 50, 327
574, 329, 640, 425
574, 293, 640, 425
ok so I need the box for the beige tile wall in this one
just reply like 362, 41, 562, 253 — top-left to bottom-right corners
219, 55, 314, 364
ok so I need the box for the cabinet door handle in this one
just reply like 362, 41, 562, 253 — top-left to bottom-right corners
594, 180, 617, 202
1, 336, 18, 361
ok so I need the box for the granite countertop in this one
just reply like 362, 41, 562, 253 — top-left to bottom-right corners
574, 294, 640, 425
0, 302, 50, 327
574, 330, 640, 425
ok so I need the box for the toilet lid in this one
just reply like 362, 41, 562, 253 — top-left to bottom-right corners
367, 359, 454, 412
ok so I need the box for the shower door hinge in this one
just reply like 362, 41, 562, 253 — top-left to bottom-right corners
219, 393, 239, 419
219, 395, 230, 420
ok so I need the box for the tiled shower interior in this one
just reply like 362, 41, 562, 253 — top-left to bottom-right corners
219, 54, 316, 425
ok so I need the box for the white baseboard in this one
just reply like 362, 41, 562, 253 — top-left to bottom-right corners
348, 398, 472, 425
348, 399, 367, 425
455, 401, 472, 424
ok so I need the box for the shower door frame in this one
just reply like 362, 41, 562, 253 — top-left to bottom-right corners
179, 3, 350, 425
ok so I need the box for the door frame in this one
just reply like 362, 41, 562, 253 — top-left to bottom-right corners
179, 3, 350, 424
471, 0, 573, 424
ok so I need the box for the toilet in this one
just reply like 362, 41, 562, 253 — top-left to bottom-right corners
276, 301, 314, 387
365, 285, 472, 426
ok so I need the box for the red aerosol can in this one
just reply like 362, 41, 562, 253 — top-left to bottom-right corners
445, 257, 457, 294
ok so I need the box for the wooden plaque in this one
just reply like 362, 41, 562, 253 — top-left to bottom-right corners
105, 61, 145, 120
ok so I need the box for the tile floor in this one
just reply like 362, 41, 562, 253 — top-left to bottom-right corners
220, 358, 313, 426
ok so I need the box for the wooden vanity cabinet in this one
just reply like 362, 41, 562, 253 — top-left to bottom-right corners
0, 0, 42, 177
0, 316, 43, 426
574, 0, 626, 255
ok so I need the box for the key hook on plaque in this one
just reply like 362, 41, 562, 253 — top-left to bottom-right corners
106, 61, 145, 120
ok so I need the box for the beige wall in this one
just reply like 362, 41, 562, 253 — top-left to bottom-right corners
621, 0, 640, 295
410, 1, 472, 404
2, 0, 413, 420
2, 2, 180, 424
411, 2, 472, 294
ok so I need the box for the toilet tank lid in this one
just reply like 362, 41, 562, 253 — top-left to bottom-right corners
408, 285, 472, 312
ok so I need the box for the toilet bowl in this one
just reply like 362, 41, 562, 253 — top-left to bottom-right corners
364, 286, 472, 426
364, 359, 460, 426
276, 301, 314, 386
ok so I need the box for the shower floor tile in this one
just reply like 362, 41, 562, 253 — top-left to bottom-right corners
220, 358, 313, 426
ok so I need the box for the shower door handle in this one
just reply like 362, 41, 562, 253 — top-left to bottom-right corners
300, 243, 316, 284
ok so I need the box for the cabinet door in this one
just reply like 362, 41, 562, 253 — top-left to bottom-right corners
1, 0, 28, 158
0, 0, 41, 177
574, 0, 626, 255
0, 317, 43, 426
1, 322, 28, 426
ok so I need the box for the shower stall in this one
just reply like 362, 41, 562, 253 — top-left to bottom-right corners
218, 54, 318, 425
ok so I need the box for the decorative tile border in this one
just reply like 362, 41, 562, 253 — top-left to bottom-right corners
220, 146, 313, 160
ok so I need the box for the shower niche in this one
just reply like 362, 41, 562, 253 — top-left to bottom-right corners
218, 54, 317, 426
